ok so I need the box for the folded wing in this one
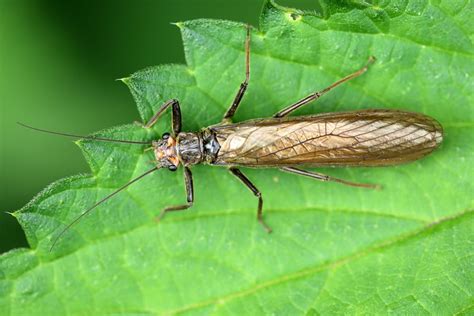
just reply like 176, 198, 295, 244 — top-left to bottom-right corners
211, 109, 443, 167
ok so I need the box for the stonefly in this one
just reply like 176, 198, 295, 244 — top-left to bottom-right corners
19, 26, 443, 250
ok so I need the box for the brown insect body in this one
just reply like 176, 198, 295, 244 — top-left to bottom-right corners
209, 109, 443, 167
157, 109, 442, 170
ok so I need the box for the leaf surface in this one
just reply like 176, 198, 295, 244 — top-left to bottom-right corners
1, 1, 473, 314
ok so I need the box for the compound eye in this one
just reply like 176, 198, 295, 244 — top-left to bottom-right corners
168, 165, 177, 172
162, 132, 170, 140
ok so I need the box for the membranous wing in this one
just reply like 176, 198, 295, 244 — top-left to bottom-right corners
210, 110, 442, 167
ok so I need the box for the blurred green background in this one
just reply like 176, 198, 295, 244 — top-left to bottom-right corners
0, 0, 315, 253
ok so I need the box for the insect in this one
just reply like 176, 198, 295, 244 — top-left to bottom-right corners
20, 26, 443, 250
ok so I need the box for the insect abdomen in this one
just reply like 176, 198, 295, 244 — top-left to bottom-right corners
211, 110, 443, 167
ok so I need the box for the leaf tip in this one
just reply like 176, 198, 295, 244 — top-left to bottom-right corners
117, 77, 131, 86
6, 211, 17, 218
171, 21, 185, 30
74, 139, 83, 147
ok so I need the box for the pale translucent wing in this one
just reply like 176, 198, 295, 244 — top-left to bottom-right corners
211, 110, 442, 167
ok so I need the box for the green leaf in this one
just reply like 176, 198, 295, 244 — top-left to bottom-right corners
2, 0, 473, 314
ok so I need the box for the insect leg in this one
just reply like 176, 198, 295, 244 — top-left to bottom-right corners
222, 25, 251, 121
280, 167, 380, 189
157, 167, 194, 221
273, 56, 376, 118
229, 167, 272, 233
145, 98, 182, 135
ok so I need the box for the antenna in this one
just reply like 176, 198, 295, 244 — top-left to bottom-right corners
50, 166, 159, 251
18, 122, 152, 145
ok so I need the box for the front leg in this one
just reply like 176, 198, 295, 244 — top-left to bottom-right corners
229, 167, 272, 233
145, 98, 182, 135
156, 167, 194, 221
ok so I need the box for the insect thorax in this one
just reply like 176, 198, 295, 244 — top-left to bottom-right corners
176, 129, 220, 166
